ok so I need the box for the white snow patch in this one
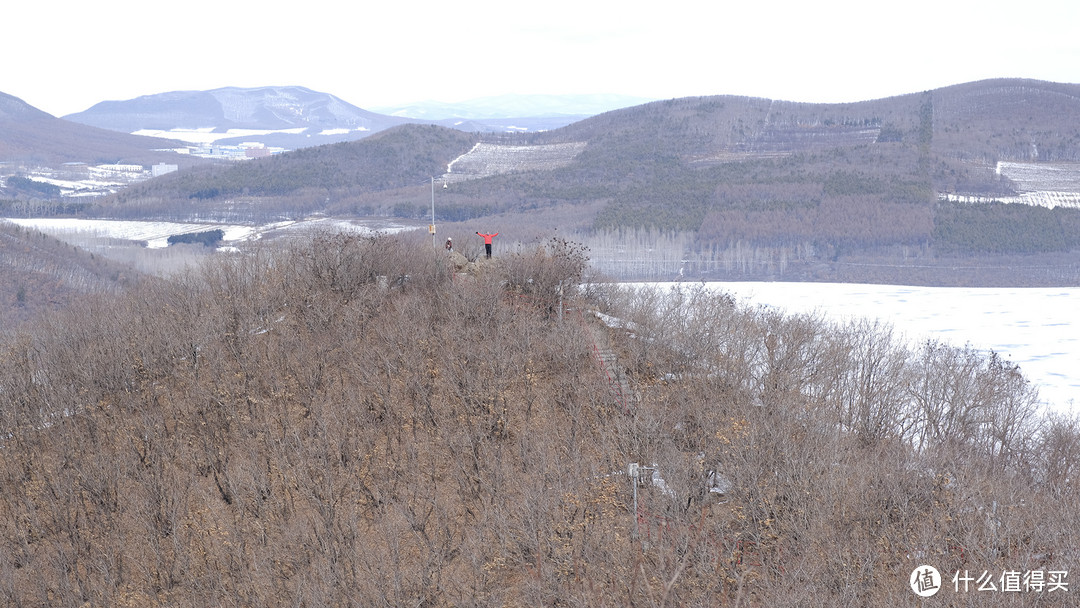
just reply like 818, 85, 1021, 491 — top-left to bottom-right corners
134, 127, 309, 144
945, 162, 1080, 210
1, 218, 249, 248
442, 141, 586, 183
317, 127, 370, 136
1, 217, 425, 251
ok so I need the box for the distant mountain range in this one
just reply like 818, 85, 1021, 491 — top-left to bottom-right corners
60, 87, 652, 150
62, 86, 411, 150
4, 78, 1080, 287
94, 78, 1080, 285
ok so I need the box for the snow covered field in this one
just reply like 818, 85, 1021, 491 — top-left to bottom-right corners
0, 217, 420, 248
998, 161, 1080, 193
133, 126, 308, 144
443, 141, 587, 182
941, 162, 1080, 209
996, 162, 1080, 209
3, 218, 278, 248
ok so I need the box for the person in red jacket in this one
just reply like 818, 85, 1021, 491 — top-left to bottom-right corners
476, 231, 498, 258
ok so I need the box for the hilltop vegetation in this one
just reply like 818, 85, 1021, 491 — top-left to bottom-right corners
1, 232, 1077, 606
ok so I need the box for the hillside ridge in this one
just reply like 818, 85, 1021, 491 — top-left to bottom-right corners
1, 232, 1075, 605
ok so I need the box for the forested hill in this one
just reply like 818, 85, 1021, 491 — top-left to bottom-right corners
522, 79, 1080, 232
101, 78, 1080, 217
107, 125, 481, 219
541, 79, 1080, 164
1, 232, 1077, 605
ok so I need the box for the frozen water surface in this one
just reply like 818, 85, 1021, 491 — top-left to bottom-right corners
701, 282, 1079, 414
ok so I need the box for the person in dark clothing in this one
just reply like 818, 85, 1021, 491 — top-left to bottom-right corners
477, 231, 498, 258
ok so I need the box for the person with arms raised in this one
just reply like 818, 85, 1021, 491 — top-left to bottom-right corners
476, 231, 498, 258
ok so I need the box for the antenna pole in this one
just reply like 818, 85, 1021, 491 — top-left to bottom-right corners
430, 176, 436, 249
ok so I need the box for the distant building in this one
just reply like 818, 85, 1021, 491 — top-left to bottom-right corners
152, 163, 178, 177
243, 143, 271, 159
93, 163, 145, 175
187, 142, 285, 160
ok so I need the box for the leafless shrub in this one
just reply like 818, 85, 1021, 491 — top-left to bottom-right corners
0, 231, 1074, 606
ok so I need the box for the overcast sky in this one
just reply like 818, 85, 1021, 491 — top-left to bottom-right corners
5, 0, 1078, 117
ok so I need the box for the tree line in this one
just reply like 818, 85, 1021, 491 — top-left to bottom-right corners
167, 229, 224, 247
933, 200, 1080, 254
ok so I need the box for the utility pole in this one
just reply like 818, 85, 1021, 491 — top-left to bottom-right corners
428, 176, 448, 249
430, 176, 436, 249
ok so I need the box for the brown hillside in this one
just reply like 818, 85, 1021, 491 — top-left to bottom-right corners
0, 222, 138, 331
0, 91, 198, 166
0, 232, 1076, 606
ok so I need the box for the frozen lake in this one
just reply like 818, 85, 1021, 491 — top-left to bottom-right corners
698, 282, 1079, 414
